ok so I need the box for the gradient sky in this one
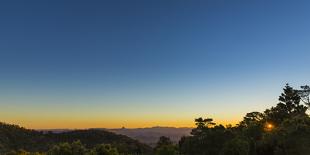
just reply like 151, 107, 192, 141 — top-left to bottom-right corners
1, 0, 310, 129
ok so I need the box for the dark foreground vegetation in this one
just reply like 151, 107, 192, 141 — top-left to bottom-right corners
0, 124, 152, 155
1, 84, 310, 155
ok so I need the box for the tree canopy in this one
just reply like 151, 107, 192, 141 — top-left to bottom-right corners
179, 84, 310, 155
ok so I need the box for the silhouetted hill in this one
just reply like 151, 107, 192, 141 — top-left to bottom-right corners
0, 122, 153, 154
40, 126, 192, 147
109, 127, 192, 146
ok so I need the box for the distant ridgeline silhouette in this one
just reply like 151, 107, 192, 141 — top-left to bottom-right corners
109, 127, 192, 146
1, 84, 310, 155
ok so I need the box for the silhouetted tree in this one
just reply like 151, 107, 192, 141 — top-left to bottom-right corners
155, 145, 177, 155
155, 137, 177, 155
191, 117, 215, 136
155, 136, 173, 149
297, 85, 310, 106
180, 118, 233, 155
264, 84, 307, 126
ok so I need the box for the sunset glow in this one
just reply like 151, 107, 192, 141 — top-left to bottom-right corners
1, 0, 310, 129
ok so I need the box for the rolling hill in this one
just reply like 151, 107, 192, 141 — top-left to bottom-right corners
0, 122, 153, 154
109, 127, 192, 146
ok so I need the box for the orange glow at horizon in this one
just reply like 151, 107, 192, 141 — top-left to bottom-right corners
2, 104, 243, 129
3, 118, 240, 129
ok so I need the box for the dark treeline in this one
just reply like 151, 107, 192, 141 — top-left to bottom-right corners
176, 84, 310, 155
1, 84, 310, 155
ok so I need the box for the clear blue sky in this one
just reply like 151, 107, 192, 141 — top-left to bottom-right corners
0, 0, 310, 129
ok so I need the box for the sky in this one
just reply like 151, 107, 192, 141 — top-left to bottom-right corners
0, 0, 310, 129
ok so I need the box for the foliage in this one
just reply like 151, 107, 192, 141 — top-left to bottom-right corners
220, 137, 250, 155
155, 145, 177, 155
180, 124, 233, 155
154, 137, 177, 155
47, 140, 87, 155
179, 84, 310, 155
89, 144, 119, 155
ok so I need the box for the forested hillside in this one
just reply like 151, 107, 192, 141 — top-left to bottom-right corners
0, 123, 152, 155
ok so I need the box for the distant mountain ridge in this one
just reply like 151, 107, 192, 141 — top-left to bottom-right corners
109, 127, 192, 146
39, 126, 193, 147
